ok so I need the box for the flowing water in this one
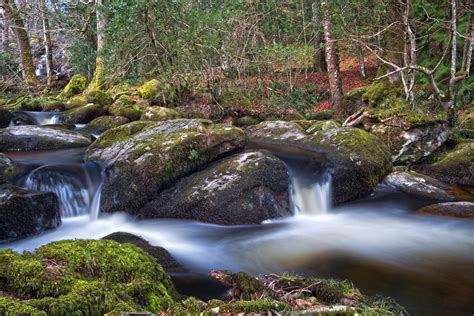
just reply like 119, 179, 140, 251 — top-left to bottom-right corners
1, 112, 474, 315
10, 111, 59, 126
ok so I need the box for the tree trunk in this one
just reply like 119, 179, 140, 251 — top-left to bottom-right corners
448, 0, 457, 109
38, 0, 53, 86
321, 1, 343, 115
312, 2, 326, 72
87, 0, 107, 91
1, 9, 9, 52
461, 19, 473, 75
384, 0, 404, 83
355, 22, 366, 79
1, 0, 38, 85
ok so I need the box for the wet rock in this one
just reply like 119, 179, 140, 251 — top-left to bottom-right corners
246, 121, 308, 142
384, 171, 462, 202
415, 143, 474, 187
57, 103, 107, 124
138, 150, 290, 225
86, 119, 247, 214
0, 153, 15, 183
0, 109, 12, 128
140, 106, 179, 121
81, 115, 130, 135
0, 125, 91, 152
417, 202, 474, 219
370, 123, 451, 164
0, 184, 61, 242
108, 95, 143, 121
102, 232, 183, 272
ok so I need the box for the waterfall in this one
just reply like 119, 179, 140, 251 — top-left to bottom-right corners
290, 174, 332, 215
11, 111, 59, 126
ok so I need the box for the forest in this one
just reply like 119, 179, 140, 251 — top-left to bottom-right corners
0, 0, 473, 315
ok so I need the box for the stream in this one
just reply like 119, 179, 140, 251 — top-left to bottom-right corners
2, 111, 474, 315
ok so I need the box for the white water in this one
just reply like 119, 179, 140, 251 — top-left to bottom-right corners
11, 111, 59, 125
291, 175, 331, 215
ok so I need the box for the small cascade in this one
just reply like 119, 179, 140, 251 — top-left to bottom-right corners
11, 111, 60, 126
290, 174, 332, 215
23, 163, 103, 218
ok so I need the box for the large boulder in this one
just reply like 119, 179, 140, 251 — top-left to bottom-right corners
415, 143, 474, 187
248, 122, 392, 205
81, 115, 130, 136
417, 202, 474, 219
140, 106, 179, 121
384, 171, 470, 202
0, 184, 61, 242
86, 119, 247, 214
138, 150, 290, 225
61, 74, 86, 98
108, 95, 143, 121
0, 109, 12, 128
102, 232, 183, 272
0, 126, 91, 152
57, 103, 107, 124
370, 123, 451, 164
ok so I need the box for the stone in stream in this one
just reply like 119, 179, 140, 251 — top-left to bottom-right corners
57, 103, 107, 124
384, 171, 469, 202
414, 143, 474, 187
102, 232, 184, 272
81, 115, 130, 135
0, 125, 91, 151
417, 202, 474, 219
0, 153, 15, 184
0, 109, 12, 128
248, 121, 392, 205
86, 119, 247, 215
138, 150, 290, 225
0, 184, 61, 243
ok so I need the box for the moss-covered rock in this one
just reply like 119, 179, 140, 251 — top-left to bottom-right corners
61, 74, 86, 98
138, 150, 290, 225
137, 79, 161, 100
140, 106, 179, 121
0, 239, 177, 315
18, 97, 44, 111
417, 201, 474, 218
41, 99, 65, 112
57, 103, 107, 124
85, 89, 113, 107
246, 121, 308, 142
306, 120, 341, 134
102, 232, 183, 272
371, 123, 451, 164
65, 95, 87, 110
0, 109, 12, 128
82, 115, 130, 136
0, 153, 15, 183
86, 119, 247, 214
108, 95, 143, 121
0, 125, 91, 152
415, 143, 474, 186
0, 184, 61, 242
235, 116, 259, 127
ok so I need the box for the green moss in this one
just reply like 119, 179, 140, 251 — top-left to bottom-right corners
65, 95, 87, 110
140, 106, 179, 122
61, 75, 86, 98
85, 90, 113, 107
42, 100, 65, 112
58, 103, 106, 124
218, 299, 288, 314
362, 80, 404, 107
236, 116, 259, 127
305, 110, 334, 120
137, 79, 161, 100
0, 297, 46, 316
109, 95, 142, 121
19, 97, 44, 111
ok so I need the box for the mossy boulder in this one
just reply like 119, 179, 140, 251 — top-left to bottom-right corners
61, 74, 86, 98
0, 109, 12, 128
82, 115, 130, 136
371, 123, 451, 164
41, 99, 65, 112
0, 153, 15, 183
102, 232, 183, 272
137, 79, 161, 100
306, 120, 341, 134
86, 119, 247, 214
138, 150, 290, 225
417, 202, 474, 219
85, 89, 113, 107
57, 103, 107, 124
108, 95, 143, 121
0, 126, 91, 151
140, 106, 179, 121
246, 121, 308, 142
0, 184, 61, 242
415, 143, 474, 186
65, 95, 87, 110
0, 239, 177, 315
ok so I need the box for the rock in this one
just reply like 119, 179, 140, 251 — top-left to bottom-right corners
370, 123, 451, 164
81, 115, 130, 135
137, 79, 161, 100
102, 232, 183, 272
235, 116, 259, 127
248, 122, 392, 204
108, 95, 143, 121
460, 111, 474, 130
84, 89, 113, 107
305, 120, 341, 134
140, 106, 179, 121
415, 143, 474, 187
86, 119, 247, 214
0, 126, 91, 152
385, 171, 460, 202
0, 109, 12, 128
57, 103, 107, 124
61, 74, 86, 98
0, 184, 61, 242
138, 150, 290, 225
65, 95, 87, 110
41, 99, 65, 112
0, 153, 15, 183
417, 202, 474, 219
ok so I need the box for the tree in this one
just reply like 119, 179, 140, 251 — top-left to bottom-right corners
312, 2, 326, 72
38, 0, 53, 86
0, 0, 38, 85
87, 0, 108, 91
